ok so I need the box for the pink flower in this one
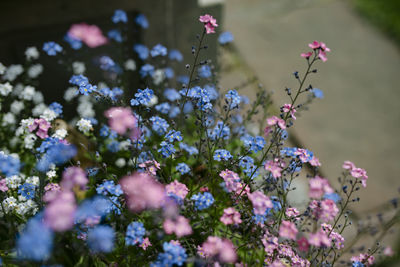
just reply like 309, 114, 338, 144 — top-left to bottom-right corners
105, 107, 140, 140
308, 41, 330, 61
285, 207, 300, 219
308, 41, 321, 49
264, 160, 282, 178
219, 170, 250, 196
163, 215, 192, 237
342, 160, 356, 170
139, 237, 152, 250
120, 172, 165, 212
44, 190, 76, 232
220, 207, 242, 225
350, 167, 368, 187
247, 191, 273, 215
279, 220, 298, 240
266, 116, 286, 129
309, 156, 321, 167
320, 199, 339, 222
139, 160, 160, 176
199, 14, 218, 34
43, 183, 61, 202
166, 180, 189, 199
384, 246, 394, 256
68, 23, 108, 48
308, 229, 331, 247
320, 223, 344, 249
201, 236, 237, 263
351, 253, 375, 266
262, 234, 279, 255
61, 167, 88, 190
308, 176, 333, 199
297, 237, 309, 252
28, 118, 51, 139
0, 178, 8, 192
301, 51, 313, 59
282, 104, 297, 120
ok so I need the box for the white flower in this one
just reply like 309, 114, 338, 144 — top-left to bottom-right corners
152, 69, 165, 85
77, 101, 95, 118
16, 202, 30, 216
25, 176, 39, 186
32, 103, 47, 116
24, 134, 37, 149
3, 197, 18, 212
115, 158, 126, 168
27, 64, 43, 78
0, 82, 13, 96
3, 65, 23, 81
64, 87, 78, 102
20, 85, 36, 101
2, 112, 16, 126
10, 100, 24, 114
53, 128, 68, 139
16, 126, 24, 136
76, 118, 93, 134
0, 62, 5, 74
72, 61, 86, 74
6, 175, 21, 189
46, 170, 57, 178
33, 91, 44, 104
146, 95, 158, 107
40, 108, 57, 122
124, 59, 136, 71
25, 47, 39, 60
119, 140, 131, 151
26, 200, 38, 214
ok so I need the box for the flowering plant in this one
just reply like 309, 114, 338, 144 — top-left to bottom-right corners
0, 10, 398, 267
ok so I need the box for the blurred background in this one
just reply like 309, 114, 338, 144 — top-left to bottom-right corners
0, 0, 399, 264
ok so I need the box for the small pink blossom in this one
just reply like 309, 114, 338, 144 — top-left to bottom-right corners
350, 167, 368, 187
139, 237, 152, 250
351, 253, 375, 266
104, 107, 139, 140
309, 156, 321, 167
319, 50, 328, 62
61, 167, 88, 191
343, 160, 356, 170
68, 23, 108, 48
285, 207, 300, 219
282, 104, 297, 120
297, 237, 309, 252
308, 176, 333, 199
163, 215, 192, 237
264, 160, 282, 178
139, 160, 160, 175
28, 118, 51, 139
44, 190, 76, 232
301, 51, 313, 59
279, 220, 298, 240
261, 232, 279, 255
199, 14, 218, 34
220, 207, 242, 225
309, 41, 321, 50
166, 180, 189, 199
219, 170, 250, 196
43, 183, 61, 202
120, 172, 165, 213
201, 236, 237, 263
320, 199, 339, 222
307, 41, 330, 61
200, 186, 209, 192
308, 229, 331, 247
247, 191, 273, 215
266, 116, 286, 129
0, 178, 8, 192
384, 246, 394, 256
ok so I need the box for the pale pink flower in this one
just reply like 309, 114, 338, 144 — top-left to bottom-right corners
308, 41, 321, 50
219, 170, 250, 196
308, 229, 331, 247
119, 172, 165, 212
269, 260, 286, 267
384, 246, 394, 256
301, 52, 313, 59
266, 115, 286, 129
262, 234, 278, 255
342, 160, 356, 170
139, 237, 152, 250
166, 180, 189, 199
199, 14, 218, 34
44, 190, 76, 232
320, 42, 331, 52
321, 223, 344, 249
308, 176, 333, 199
264, 160, 282, 178
279, 220, 298, 240
282, 104, 297, 120
68, 23, 108, 48
139, 160, 160, 175
285, 207, 300, 219
320, 199, 339, 222
319, 50, 328, 62
308, 41, 330, 61
200, 186, 209, 192
28, 118, 51, 139
43, 183, 61, 202
350, 167, 368, 187
0, 178, 8, 192
351, 253, 375, 266
309, 156, 321, 167
104, 107, 139, 138
247, 191, 273, 215
201, 236, 237, 263
163, 215, 192, 237
220, 207, 242, 225
61, 167, 88, 190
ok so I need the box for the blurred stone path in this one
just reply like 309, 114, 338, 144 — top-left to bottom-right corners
219, 0, 400, 214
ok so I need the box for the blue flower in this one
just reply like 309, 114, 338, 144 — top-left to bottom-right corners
241, 135, 265, 153
150, 116, 169, 135
204, 84, 219, 100
164, 67, 174, 79
165, 130, 182, 143
75, 196, 113, 223
49, 102, 63, 116
87, 225, 115, 253
125, 221, 146, 246
209, 121, 230, 140
312, 88, 324, 99
79, 83, 97, 95
352, 262, 365, 267
135, 14, 149, 28
225, 89, 242, 109
179, 143, 198, 155
42, 42, 63, 56
112, 9, 127, 23
18, 183, 36, 200
169, 49, 183, 61
151, 242, 187, 267
132, 88, 154, 106
176, 163, 190, 175
198, 65, 212, 78
324, 193, 341, 203
133, 44, 149, 60
69, 75, 96, 95
17, 215, 53, 261
177, 75, 189, 85
36, 143, 77, 172
99, 56, 116, 71
239, 156, 258, 178
281, 129, 289, 140
158, 141, 176, 158
218, 31, 234, 45
64, 34, 82, 50
108, 29, 123, 42
151, 44, 168, 57
164, 88, 181, 101
169, 106, 180, 118
155, 102, 171, 114
191, 192, 214, 210
140, 64, 155, 78
107, 140, 120, 153
213, 149, 233, 161
96, 180, 123, 196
